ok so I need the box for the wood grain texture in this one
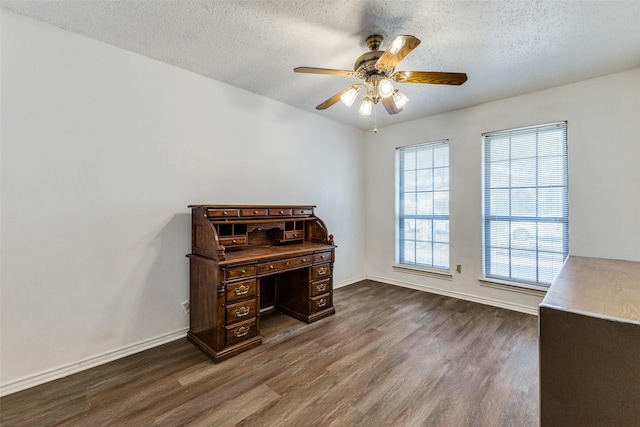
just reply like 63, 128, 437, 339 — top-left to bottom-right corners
1, 280, 538, 426
542, 256, 640, 322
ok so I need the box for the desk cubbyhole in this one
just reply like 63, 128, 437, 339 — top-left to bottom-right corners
285, 221, 304, 231
217, 223, 247, 237
218, 224, 232, 236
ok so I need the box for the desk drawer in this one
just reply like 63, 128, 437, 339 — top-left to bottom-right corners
313, 252, 332, 263
241, 208, 268, 217
226, 298, 257, 325
310, 278, 332, 298
219, 236, 247, 247
258, 256, 313, 275
293, 208, 313, 216
225, 318, 257, 346
226, 279, 257, 303
310, 293, 332, 314
225, 265, 256, 281
269, 208, 292, 216
311, 263, 331, 280
284, 230, 303, 241
207, 208, 239, 218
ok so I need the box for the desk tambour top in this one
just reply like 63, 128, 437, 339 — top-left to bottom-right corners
540, 256, 640, 323
189, 204, 335, 262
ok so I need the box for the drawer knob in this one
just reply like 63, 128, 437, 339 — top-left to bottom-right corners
303, 258, 307, 262
279, 210, 284, 214
286, 262, 290, 266
232, 239, 237, 244
318, 298, 327, 308
234, 306, 250, 318
253, 210, 259, 214
318, 267, 327, 276
241, 269, 246, 273
223, 211, 228, 215
234, 285, 249, 296
269, 265, 274, 269
233, 326, 249, 338
317, 283, 327, 292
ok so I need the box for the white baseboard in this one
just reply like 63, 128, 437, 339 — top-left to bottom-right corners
0, 327, 188, 397
333, 275, 366, 289
365, 274, 539, 316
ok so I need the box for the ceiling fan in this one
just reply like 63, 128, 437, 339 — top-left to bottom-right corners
294, 34, 467, 117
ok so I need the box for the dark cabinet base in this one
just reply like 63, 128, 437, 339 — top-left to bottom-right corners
539, 257, 640, 427
277, 305, 336, 324
187, 331, 263, 363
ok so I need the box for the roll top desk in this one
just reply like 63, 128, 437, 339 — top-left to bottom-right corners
187, 205, 336, 362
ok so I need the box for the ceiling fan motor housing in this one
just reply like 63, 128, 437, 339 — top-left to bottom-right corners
354, 50, 385, 77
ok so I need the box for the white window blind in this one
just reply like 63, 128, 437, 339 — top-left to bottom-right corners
483, 122, 568, 287
397, 141, 449, 270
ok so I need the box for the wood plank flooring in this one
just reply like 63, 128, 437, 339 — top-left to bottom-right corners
1, 280, 539, 426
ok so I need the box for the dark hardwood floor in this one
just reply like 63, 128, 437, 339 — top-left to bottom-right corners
1, 280, 539, 426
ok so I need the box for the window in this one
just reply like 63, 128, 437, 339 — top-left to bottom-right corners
483, 122, 568, 287
397, 141, 449, 270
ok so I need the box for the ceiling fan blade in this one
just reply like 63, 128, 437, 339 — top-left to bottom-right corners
294, 67, 358, 77
381, 96, 403, 115
393, 71, 468, 85
376, 35, 421, 72
316, 84, 364, 110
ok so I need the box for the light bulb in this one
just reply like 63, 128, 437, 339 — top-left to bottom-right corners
359, 98, 373, 116
392, 90, 409, 108
340, 87, 358, 107
378, 78, 394, 98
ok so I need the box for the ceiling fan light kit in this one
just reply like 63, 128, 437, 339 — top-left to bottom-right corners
294, 34, 468, 128
358, 97, 373, 116
340, 86, 359, 107
378, 78, 395, 98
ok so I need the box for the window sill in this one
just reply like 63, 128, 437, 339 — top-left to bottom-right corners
479, 278, 548, 297
393, 264, 453, 281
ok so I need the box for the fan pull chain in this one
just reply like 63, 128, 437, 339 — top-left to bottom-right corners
373, 104, 378, 134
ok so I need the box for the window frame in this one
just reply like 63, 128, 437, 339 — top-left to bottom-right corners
396, 140, 450, 272
482, 121, 569, 289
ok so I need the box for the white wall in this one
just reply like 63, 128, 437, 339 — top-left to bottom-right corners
365, 68, 640, 313
0, 12, 366, 394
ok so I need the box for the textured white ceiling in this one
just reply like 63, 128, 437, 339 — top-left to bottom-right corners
2, 0, 640, 130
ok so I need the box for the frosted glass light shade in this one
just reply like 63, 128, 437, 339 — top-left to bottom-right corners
378, 78, 394, 98
359, 98, 373, 116
393, 90, 409, 108
340, 87, 358, 107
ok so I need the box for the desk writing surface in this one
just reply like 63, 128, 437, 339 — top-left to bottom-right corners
218, 242, 335, 266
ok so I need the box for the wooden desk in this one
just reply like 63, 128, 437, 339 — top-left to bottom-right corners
187, 205, 336, 362
539, 256, 640, 426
